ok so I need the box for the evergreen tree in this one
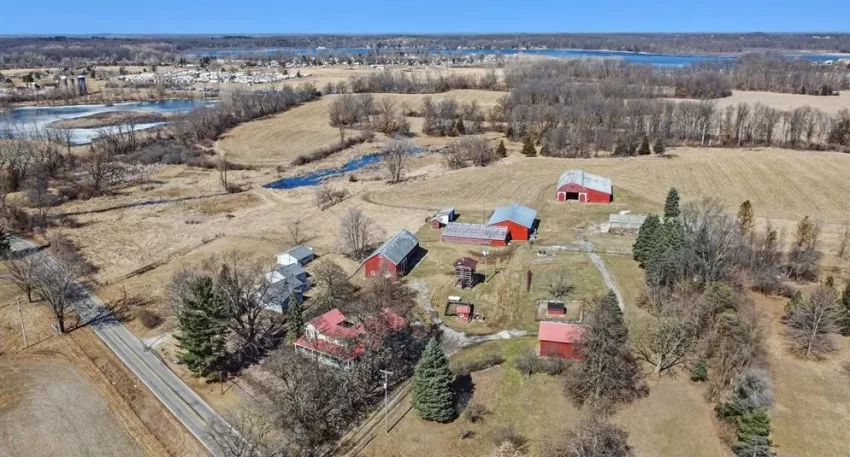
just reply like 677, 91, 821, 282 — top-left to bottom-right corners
0, 226, 10, 259
633, 214, 662, 267
521, 137, 536, 157
496, 139, 508, 157
539, 142, 551, 156
664, 188, 681, 218
691, 357, 708, 382
566, 291, 645, 409
647, 219, 686, 288
613, 139, 629, 156
653, 137, 665, 155
455, 117, 465, 135
638, 136, 651, 155
412, 338, 455, 422
737, 200, 755, 235
784, 290, 804, 316
840, 282, 850, 336
176, 276, 228, 378
286, 292, 304, 344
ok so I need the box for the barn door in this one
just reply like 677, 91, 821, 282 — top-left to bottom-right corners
557, 191, 566, 201
579, 193, 588, 203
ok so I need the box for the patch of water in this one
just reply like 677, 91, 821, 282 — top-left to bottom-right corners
265, 147, 424, 190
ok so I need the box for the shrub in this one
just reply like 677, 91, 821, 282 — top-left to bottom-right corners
451, 352, 504, 375
291, 131, 375, 166
691, 357, 708, 382
490, 426, 526, 450
464, 403, 488, 424
136, 309, 163, 329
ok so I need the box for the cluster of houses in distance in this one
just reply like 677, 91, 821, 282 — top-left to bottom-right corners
268, 169, 618, 368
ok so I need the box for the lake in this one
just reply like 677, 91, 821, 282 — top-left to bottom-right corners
0, 99, 216, 145
189, 47, 846, 67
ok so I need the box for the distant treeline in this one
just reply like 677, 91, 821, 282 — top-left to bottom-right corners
5, 33, 850, 59
500, 61, 850, 155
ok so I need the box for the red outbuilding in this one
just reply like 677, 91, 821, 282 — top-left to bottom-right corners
364, 229, 420, 280
556, 169, 613, 204
456, 304, 472, 322
538, 321, 586, 360
487, 204, 537, 241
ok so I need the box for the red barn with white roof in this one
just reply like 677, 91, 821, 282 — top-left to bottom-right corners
556, 169, 613, 204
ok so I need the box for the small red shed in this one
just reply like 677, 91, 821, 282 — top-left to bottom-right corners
456, 304, 472, 322
546, 301, 566, 316
556, 170, 613, 204
364, 229, 420, 280
538, 321, 585, 360
487, 204, 537, 241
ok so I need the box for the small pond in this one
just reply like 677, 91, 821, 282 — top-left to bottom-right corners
265, 148, 424, 190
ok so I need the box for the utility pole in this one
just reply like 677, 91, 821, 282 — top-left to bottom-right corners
379, 369, 394, 434
17, 297, 27, 349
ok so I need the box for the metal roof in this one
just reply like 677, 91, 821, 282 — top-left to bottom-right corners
487, 204, 537, 229
369, 229, 419, 265
285, 246, 314, 261
538, 321, 585, 344
557, 169, 612, 194
443, 222, 509, 241
608, 214, 646, 227
436, 207, 455, 216
276, 262, 306, 279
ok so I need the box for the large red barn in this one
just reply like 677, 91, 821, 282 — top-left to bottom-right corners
487, 204, 537, 241
556, 170, 613, 204
538, 321, 585, 360
364, 229, 420, 280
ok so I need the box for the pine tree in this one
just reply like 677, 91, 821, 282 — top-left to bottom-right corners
455, 117, 465, 135
638, 136, 651, 155
566, 291, 645, 408
840, 282, 850, 336
496, 139, 508, 157
176, 276, 228, 378
691, 357, 708, 382
653, 137, 665, 155
286, 292, 304, 344
737, 200, 755, 235
521, 137, 536, 157
412, 338, 455, 422
647, 219, 686, 287
664, 188, 680, 218
633, 214, 661, 267
0, 226, 10, 259
539, 143, 551, 156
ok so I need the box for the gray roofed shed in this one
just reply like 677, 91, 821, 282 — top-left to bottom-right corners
557, 170, 612, 194
369, 229, 420, 265
286, 246, 314, 263
487, 204, 537, 229
443, 222, 508, 241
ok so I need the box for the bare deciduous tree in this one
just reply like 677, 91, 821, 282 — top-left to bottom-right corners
545, 269, 573, 300
631, 311, 698, 375
286, 218, 309, 246
785, 286, 841, 359
5, 253, 40, 302
31, 242, 90, 333
838, 222, 850, 259
543, 415, 634, 457
311, 259, 356, 315
209, 409, 288, 457
339, 208, 378, 260
382, 138, 412, 184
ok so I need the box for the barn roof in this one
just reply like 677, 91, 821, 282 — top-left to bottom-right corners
487, 204, 537, 229
369, 229, 419, 265
538, 321, 585, 344
557, 170, 612, 194
444, 222, 509, 241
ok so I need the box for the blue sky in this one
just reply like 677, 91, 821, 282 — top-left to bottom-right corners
3, 0, 850, 34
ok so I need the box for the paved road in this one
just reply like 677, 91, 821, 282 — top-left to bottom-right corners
588, 252, 625, 312
12, 237, 231, 457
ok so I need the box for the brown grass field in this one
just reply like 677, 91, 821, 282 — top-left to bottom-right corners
0, 270, 204, 457
216, 89, 506, 167
677, 89, 850, 115
361, 338, 725, 457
